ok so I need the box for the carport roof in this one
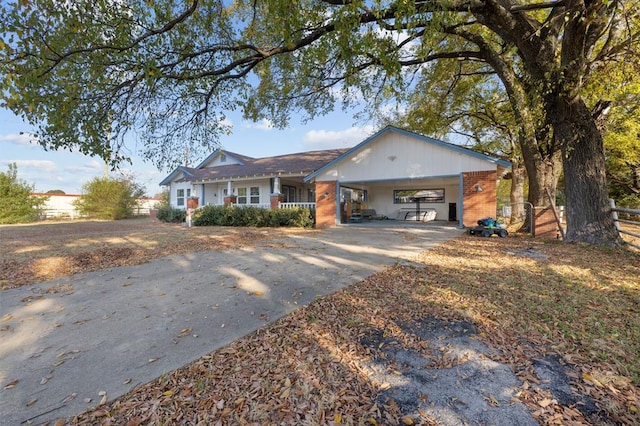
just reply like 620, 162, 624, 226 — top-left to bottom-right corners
304, 126, 512, 182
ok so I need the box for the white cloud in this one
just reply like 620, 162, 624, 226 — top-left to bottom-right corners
0, 132, 39, 147
244, 118, 275, 131
219, 117, 234, 129
65, 159, 104, 174
303, 125, 376, 148
0, 159, 57, 172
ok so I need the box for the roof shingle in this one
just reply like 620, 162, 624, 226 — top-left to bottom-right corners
185, 148, 349, 182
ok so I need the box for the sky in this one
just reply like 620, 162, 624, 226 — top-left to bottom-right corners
0, 106, 377, 197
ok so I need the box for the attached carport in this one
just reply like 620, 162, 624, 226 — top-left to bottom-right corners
305, 126, 511, 229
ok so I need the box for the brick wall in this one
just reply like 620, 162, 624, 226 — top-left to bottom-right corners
533, 207, 560, 239
462, 171, 497, 227
315, 181, 337, 228
270, 194, 286, 210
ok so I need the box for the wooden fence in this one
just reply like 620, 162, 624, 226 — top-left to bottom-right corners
610, 199, 640, 250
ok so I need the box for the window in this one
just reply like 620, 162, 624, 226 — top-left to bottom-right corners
250, 187, 260, 204
393, 188, 444, 204
282, 185, 296, 202
177, 188, 191, 206
237, 187, 247, 204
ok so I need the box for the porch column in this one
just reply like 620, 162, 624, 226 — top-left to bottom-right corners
273, 176, 281, 195
224, 180, 236, 206
271, 177, 286, 210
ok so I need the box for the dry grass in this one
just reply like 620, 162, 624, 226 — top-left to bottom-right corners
0, 218, 309, 290
2, 220, 639, 425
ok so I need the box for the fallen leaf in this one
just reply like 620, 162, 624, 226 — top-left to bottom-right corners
538, 398, 553, 408
402, 416, 415, 425
4, 379, 19, 389
1, 314, 12, 322
582, 372, 604, 388
487, 394, 500, 407
26, 399, 37, 407
178, 328, 192, 337
62, 393, 77, 404
122, 378, 132, 385
280, 387, 291, 399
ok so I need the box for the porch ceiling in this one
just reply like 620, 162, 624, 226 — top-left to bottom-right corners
340, 175, 459, 189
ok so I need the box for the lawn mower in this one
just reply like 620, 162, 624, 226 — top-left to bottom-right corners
468, 217, 509, 238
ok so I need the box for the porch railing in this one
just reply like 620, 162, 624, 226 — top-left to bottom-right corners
201, 202, 315, 210
230, 203, 272, 209
279, 202, 316, 209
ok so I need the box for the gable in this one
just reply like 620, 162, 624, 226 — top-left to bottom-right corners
196, 149, 253, 169
306, 126, 510, 182
159, 166, 196, 186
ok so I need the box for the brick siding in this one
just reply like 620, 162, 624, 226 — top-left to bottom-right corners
462, 171, 498, 227
315, 181, 337, 228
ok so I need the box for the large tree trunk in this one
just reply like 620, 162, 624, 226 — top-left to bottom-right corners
554, 98, 622, 246
509, 161, 527, 225
518, 133, 562, 232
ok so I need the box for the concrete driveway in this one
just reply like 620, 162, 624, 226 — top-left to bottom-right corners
0, 223, 462, 425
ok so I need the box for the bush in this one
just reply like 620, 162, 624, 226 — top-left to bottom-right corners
193, 205, 314, 228
156, 206, 186, 223
0, 163, 47, 224
74, 176, 144, 220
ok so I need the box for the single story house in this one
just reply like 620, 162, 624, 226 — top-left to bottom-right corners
160, 126, 511, 228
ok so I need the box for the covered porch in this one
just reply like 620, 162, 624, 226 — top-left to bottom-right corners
335, 175, 461, 226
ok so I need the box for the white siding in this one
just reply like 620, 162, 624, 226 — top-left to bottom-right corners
201, 179, 272, 205
316, 132, 495, 182
363, 181, 459, 220
171, 181, 193, 209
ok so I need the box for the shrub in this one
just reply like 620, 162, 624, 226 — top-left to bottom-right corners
74, 177, 143, 220
0, 163, 47, 224
193, 205, 314, 228
156, 206, 186, 223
